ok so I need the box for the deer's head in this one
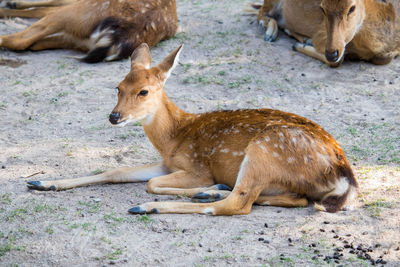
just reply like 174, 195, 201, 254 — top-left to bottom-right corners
320, 0, 365, 64
109, 43, 182, 127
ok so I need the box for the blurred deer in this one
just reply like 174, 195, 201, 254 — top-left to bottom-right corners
0, 0, 178, 63
27, 44, 358, 215
254, 0, 400, 67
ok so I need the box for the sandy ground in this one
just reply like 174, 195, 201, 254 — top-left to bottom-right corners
0, 0, 399, 266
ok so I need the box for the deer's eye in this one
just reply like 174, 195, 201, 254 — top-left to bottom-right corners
348, 5, 355, 16
138, 90, 148, 96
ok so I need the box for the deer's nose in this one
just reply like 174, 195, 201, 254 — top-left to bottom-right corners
325, 50, 339, 62
109, 112, 120, 124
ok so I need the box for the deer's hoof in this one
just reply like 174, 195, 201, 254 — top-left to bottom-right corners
128, 206, 158, 215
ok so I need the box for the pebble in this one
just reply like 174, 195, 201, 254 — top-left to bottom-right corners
319, 229, 325, 232
264, 223, 268, 228
198, 243, 203, 247
311, 243, 317, 247
323, 221, 330, 224
93, 198, 101, 202
258, 238, 264, 241
109, 260, 116, 265
276, 210, 282, 213
263, 240, 270, 244
207, 248, 212, 252
362, 231, 368, 235
1, 165, 5, 169
288, 238, 292, 243
333, 235, 339, 239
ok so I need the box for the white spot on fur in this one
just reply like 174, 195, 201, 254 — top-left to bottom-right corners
0, 38, 2, 45
274, 144, 278, 148
202, 207, 214, 215
265, 136, 270, 142
220, 148, 229, 153
235, 155, 249, 186
272, 152, 279, 157
287, 157, 295, 163
259, 144, 267, 153
189, 144, 193, 150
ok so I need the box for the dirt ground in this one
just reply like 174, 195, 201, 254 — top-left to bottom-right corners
0, 0, 399, 266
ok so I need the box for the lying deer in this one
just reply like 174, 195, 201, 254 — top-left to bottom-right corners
27, 44, 358, 215
0, 0, 178, 62
254, 0, 400, 67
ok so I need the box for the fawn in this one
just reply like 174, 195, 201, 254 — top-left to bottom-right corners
0, 0, 178, 62
255, 0, 400, 67
27, 44, 358, 215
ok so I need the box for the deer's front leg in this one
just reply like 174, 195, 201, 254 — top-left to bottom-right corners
146, 170, 230, 198
27, 163, 169, 191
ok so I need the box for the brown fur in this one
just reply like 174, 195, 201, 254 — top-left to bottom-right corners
0, 0, 178, 62
256, 0, 400, 66
27, 44, 358, 215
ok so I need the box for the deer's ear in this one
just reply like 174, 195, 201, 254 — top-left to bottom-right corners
130, 43, 152, 69
157, 44, 183, 81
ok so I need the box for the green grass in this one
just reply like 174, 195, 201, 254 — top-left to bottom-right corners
137, 215, 153, 224
364, 199, 396, 217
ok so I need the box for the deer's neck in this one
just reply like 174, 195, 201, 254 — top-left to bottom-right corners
142, 92, 195, 157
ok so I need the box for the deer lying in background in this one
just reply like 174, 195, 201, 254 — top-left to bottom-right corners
27, 44, 358, 215
0, 0, 177, 62
254, 0, 400, 67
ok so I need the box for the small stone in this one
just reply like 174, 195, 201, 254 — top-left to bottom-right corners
109, 260, 116, 265
258, 238, 264, 241
346, 234, 351, 237
301, 73, 306, 77
1, 165, 5, 169
333, 235, 339, 239
289, 243, 294, 246
288, 238, 292, 243
323, 221, 330, 224
276, 210, 282, 213
154, 198, 159, 202
331, 230, 335, 233
334, 260, 340, 264
375, 244, 381, 248
349, 250, 355, 254
311, 243, 317, 247
362, 231, 368, 235
259, 231, 264, 235
314, 250, 320, 254
93, 198, 101, 202
320, 229, 325, 232
264, 223, 268, 228
263, 240, 270, 244
182, 229, 187, 233
199, 243, 203, 247
207, 248, 212, 252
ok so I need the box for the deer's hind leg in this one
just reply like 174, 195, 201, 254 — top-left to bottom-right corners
146, 170, 232, 199
0, 10, 66, 50
256, 0, 281, 42
255, 194, 308, 207
0, 6, 56, 18
2, 0, 75, 9
128, 143, 278, 215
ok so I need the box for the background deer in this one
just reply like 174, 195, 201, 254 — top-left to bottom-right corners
254, 0, 400, 67
0, 0, 178, 63
27, 43, 358, 215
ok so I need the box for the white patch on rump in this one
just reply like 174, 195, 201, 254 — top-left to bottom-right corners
235, 155, 250, 186
331, 177, 349, 196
